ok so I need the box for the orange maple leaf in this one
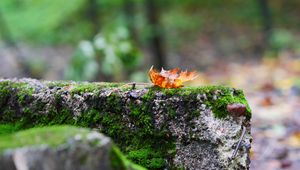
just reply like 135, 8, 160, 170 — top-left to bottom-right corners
148, 66, 198, 88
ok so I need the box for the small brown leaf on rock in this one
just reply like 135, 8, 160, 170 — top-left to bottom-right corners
227, 103, 246, 117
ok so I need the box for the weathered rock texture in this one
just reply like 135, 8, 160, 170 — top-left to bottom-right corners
0, 78, 252, 170
0, 126, 145, 170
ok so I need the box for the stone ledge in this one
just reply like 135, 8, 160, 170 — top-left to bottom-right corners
0, 126, 145, 170
0, 78, 252, 169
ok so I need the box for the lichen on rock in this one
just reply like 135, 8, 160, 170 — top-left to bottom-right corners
0, 78, 252, 169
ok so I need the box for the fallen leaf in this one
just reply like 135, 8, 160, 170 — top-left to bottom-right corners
148, 66, 198, 88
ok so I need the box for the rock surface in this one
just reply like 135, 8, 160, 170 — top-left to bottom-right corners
0, 126, 145, 170
0, 78, 252, 169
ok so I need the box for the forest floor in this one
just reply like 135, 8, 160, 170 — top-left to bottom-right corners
191, 53, 300, 170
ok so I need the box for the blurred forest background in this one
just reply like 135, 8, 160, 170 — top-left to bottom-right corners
0, 0, 299, 81
1, 0, 300, 169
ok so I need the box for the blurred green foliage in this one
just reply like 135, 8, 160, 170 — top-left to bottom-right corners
1, 0, 300, 80
65, 26, 142, 81
2, 0, 299, 45
271, 29, 295, 51
0, 0, 89, 44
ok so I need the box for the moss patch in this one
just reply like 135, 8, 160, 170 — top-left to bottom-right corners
127, 148, 166, 169
0, 125, 86, 153
69, 82, 127, 95
0, 124, 20, 135
76, 93, 175, 169
0, 81, 36, 135
157, 85, 252, 119
110, 145, 147, 170
0, 80, 35, 116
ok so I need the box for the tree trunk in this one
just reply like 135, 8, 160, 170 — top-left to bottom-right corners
258, 0, 273, 50
123, 0, 138, 42
145, 0, 166, 68
87, 0, 100, 37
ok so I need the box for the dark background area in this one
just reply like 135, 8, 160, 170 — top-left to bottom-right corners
1, 0, 300, 169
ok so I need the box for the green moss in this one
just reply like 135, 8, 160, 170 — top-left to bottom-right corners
149, 85, 251, 119
101, 113, 125, 137
75, 109, 101, 127
0, 81, 11, 107
123, 134, 175, 169
70, 82, 126, 95
70, 83, 102, 95
46, 81, 73, 88
73, 91, 174, 169
208, 89, 252, 119
0, 80, 35, 108
17, 86, 34, 105
127, 148, 166, 169
110, 145, 147, 170
0, 124, 19, 135
141, 87, 156, 101
0, 125, 88, 153
1, 110, 15, 123
167, 107, 176, 118
42, 108, 75, 125
106, 92, 123, 112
